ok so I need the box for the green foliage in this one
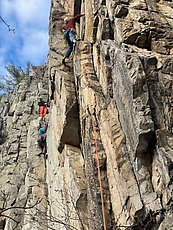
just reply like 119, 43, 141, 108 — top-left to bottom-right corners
0, 62, 31, 93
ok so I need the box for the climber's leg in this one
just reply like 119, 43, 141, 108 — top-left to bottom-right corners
39, 106, 44, 117
62, 30, 73, 64
43, 107, 48, 117
69, 30, 76, 44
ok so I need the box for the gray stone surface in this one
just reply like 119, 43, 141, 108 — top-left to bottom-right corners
0, 66, 49, 230
0, 0, 173, 229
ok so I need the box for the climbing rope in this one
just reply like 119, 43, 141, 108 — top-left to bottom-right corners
91, 114, 107, 230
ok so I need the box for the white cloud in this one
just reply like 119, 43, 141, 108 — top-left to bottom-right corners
1, 0, 50, 27
19, 29, 48, 64
0, 49, 7, 76
0, 47, 7, 60
0, 0, 50, 75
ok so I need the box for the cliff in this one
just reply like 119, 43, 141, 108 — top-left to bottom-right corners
0, 0, 173, 229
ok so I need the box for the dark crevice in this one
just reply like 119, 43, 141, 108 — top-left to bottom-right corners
102, 18, 114, 40
109, 20, 114, 40
14, 136, 21, 162
132, 208, 164, 230
0, 219, 5, 230
140, 56, 160, 131
124, 31, 151, 50
136, 131, 156, 175
136, 131, 156, 156
74, 0, 82, 18
167, 160, 173, 187
147, 80, 160, 130
106, 64, 113, 98
114, 5, 128, 18
93, 16, 99, 42
0, 118, 7, 145
30, 102, 34, 115
58, 102, 81, 153
50, 74, 55, 101
101, 0, 106, 5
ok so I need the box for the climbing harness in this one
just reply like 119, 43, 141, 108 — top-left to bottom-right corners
92, 115, 107, 230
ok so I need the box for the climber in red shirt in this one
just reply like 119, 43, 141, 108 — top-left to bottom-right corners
61, 13, 85, 65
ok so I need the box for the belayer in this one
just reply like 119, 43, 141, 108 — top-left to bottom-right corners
37, 123, 47, 156
61, 13, 85, 65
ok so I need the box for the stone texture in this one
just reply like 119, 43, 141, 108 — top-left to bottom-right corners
0, 66, 49, 230
47, 0, 173, 229
1, 0, 173, 229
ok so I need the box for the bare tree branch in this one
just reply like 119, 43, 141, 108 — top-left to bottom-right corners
0, 199, 42, 215
0, 16, 15, 33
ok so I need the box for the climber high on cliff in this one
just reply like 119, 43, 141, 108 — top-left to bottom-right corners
61, 13, 85, 65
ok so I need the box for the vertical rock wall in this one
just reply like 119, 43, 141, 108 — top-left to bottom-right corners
46, 1, 88, 229
0, 0, 173, 229
47, 0, 173, 229
0, 66, 49, 230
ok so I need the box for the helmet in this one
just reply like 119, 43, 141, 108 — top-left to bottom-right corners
64, 17, 69, 23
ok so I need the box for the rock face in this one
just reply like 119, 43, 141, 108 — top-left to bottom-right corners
1, 0, 173, 229
0, 67, 49, 229
47, 0, 173, 229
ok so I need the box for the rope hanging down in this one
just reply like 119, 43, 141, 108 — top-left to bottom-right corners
91, 115, 107, 230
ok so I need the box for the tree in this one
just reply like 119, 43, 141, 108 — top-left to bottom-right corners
0, 62, 32, 93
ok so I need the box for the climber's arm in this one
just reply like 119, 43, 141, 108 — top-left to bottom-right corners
73, 13, 85, 21
60, 25, 66, 32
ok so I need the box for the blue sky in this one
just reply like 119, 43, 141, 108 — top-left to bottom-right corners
0, 0, 50, 76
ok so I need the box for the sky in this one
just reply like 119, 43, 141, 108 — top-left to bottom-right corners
0, 0, 51, 76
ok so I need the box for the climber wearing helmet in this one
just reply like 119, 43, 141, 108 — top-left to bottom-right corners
61, 13, 85, 65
